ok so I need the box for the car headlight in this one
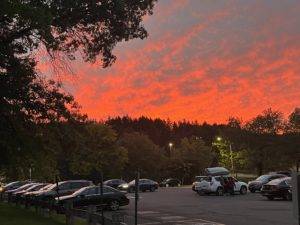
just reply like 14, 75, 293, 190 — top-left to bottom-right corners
123, 184, 129, 188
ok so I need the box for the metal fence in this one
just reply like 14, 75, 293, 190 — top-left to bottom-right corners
0, 192, 125, 225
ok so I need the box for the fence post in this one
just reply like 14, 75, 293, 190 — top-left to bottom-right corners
65, 201, 74, 225
87, 205, 97, 225
135, 171, 140, 225
100, 171, 105, 225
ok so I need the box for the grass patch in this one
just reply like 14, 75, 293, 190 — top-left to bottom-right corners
0, 202, 85, 225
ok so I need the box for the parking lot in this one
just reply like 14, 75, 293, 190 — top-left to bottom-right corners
107, 187, 296, 225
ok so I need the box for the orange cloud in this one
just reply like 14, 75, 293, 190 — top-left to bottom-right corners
37, 0, 300, 123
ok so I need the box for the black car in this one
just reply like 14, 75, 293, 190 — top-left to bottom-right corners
103, 179, 126, 189
35, 180, 93, 201
261, 177, 292, 200
5, 183, 36, 201
1, 181, 31, 193
118, 179, 158, 193
248, 174, 286, 193
55, 185, 129, 212
160, 178, 181, 187
13, 183, 48, 203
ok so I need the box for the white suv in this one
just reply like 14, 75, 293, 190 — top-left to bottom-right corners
194, 176, 248, 196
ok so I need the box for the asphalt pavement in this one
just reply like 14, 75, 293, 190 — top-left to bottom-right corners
105, 187, 297, 225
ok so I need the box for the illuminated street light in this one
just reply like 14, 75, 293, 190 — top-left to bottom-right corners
216, 136, 222, 141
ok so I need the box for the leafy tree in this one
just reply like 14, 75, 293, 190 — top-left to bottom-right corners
244, 109, 290, 175
169, 136, 212, 183
68, 123, 128, 182
288, 108, 300, 133
118, 132, 164, 180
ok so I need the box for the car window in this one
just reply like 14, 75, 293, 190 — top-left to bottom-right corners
103, 187, 116, 193
70, 182, 87, 189
59, 182, 71, 190
204, 177, 212, 182
285, 179, 291, 186
86, 187, 97, 195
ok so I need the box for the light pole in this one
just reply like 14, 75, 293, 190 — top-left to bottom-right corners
215, 136, 234, 175
169, 142, 173, 157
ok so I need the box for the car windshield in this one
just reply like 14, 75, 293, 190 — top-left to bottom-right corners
72, 186, 92, 196
40, 184, 53, 191
4, 181, 19, 188
256, 175, 270, 182
268, 178, 289, 185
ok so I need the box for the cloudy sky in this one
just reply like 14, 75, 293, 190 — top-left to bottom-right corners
40, 0, 300, 123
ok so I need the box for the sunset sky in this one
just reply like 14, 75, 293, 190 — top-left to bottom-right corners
40, 0, 300, 123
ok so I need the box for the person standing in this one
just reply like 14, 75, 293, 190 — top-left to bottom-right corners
228, 177, 236, 196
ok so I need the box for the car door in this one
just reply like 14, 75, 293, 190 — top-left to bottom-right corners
139, 180, 146, 191
233, 177, 241, 191
58, 182, 71, 196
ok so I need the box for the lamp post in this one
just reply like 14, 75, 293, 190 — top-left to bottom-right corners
215, 136, 234, 175
169, 142, 173, 157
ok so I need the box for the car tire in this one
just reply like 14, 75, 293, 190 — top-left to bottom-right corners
216, 187, 224, 196
267, 196, 274, 200
240, 186, 247, 195
197, 190, 205, 196
109, 200, 120, 211
150, 186, 155, 192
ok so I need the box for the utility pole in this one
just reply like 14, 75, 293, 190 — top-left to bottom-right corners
229, 144, 234, 175
100, 172, 104, 225
135, 171, 140, 225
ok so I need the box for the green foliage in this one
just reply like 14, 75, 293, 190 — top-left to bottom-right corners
118, 132, 164, 180
68, 123, 128, 180
168, 136, 213, 183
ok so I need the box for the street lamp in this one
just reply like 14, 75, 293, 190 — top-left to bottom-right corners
168, 142, 173, 157
215, 136, 234, 174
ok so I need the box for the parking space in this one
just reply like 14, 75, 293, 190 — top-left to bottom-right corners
106, 187, 296, 225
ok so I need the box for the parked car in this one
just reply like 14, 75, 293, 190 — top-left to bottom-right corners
13, 183, 49, 203
118, 179, 158, 193
248, 174, 287, 193
160, 178, 181, 187
270, 171, 292, 177
261, 177, 292, 200
55, 185, 129, 213
35, 180, 93, 201
192, 176, 207, 192
1, 181, 31, 193
5, 183, 37, 201
103, 179, 127, 189
194, 176, 248, 196
23, 183, 54, 206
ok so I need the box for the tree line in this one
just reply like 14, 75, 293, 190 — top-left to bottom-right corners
1, 1, 299, 184
1, 107, 299, 184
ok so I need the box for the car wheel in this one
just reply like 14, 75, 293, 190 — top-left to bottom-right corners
197, 190, 205, 196
240, 186, 247, 195
216, 187, 224, 196
267, 196, 274, 200
284, 192, 292, 201
166, 184, 169, 187
109, 200, 120, 211
150, 186, 155, 192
